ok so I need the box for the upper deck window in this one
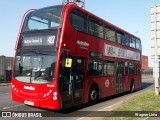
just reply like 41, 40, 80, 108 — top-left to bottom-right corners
117, 32, 124, 44
130, 37, 136, 48
89, 18, 103, 38
125, 35, 130, 46
136, 39, 141, 50
24, 5, 62, 31
105, 27, 116, 42
71, 9, 87, 33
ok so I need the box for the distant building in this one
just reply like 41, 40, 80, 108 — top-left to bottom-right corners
142, 55, 148, 70
0, 55, 13, 80
151, 5, 160, 77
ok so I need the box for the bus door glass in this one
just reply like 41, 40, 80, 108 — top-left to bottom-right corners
60, 57, 85, 107
116, 62, 124, 94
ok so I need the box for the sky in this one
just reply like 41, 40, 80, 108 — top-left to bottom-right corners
0, 0, 159, 67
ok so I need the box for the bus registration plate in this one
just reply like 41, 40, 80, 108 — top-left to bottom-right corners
24, 100, 34, 106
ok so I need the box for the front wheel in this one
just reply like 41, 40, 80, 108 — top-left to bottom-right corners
89, 87, 99, 104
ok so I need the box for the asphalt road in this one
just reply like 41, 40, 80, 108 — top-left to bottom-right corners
0, 78, 154, 120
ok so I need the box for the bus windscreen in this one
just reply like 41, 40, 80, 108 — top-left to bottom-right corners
14, 51, 57, 84
25, 5, 62, 31
18, 5, 63, 48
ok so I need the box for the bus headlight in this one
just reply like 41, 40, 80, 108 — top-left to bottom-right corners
12, 85, 19, 93
12, 84, 15, 88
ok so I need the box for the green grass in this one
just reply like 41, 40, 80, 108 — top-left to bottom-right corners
104, 90, 160, 120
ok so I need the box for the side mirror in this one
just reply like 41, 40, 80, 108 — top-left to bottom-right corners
65, 58, 72, 68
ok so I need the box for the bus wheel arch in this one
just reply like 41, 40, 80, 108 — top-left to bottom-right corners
88, 83, 100, 104
130, 79, 135, 93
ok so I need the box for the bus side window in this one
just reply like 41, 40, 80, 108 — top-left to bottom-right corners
125, 62, 129, 75
121, 34, 128, 46
89, 17, 104, 38
105, 27, 116, 42
89, 20, 95, 35
129, 63, 136, 74
117, 32, 124, 44
104, 61, 115, 76
121, 36, 126, 46
130, 37, 136, 48
71, 9, 87, 33
136, 39, 142, 50
125, 35, 130, 46
88, 60, 103, 76
76, 59, 85, 81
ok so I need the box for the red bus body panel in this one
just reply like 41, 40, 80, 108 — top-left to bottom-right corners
12, 78, 61, 110
60, 4, 142, 100
12, 3, 142, 110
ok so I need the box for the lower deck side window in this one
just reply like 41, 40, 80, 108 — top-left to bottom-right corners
104, 61, 115, 76
88, 60, 103, 76
125, 62, 138, 75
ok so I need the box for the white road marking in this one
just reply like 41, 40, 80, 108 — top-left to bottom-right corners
3, 104, 24, 110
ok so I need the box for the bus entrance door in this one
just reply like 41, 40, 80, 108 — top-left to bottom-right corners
61, 57, 85, 108
116, 62, 124, 94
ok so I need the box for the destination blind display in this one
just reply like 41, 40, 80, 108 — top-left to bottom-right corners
22, 34, 56, 47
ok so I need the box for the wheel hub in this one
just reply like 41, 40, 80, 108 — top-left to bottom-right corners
90, 90, 97, 100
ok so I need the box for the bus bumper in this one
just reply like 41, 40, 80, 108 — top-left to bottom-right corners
12, 89, 62, 110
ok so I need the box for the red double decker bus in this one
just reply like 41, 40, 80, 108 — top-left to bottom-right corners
12, 3, 142, 110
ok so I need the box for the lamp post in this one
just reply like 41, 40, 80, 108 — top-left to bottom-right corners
158, 55, 160, 92
153, 5, 159, 95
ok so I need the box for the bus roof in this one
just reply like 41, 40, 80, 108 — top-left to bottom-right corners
66, 3, 140, 40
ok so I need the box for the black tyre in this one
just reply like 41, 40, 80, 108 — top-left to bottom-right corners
89, 87, 99, 104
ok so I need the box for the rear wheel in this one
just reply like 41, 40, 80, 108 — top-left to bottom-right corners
89, 87, 99, 104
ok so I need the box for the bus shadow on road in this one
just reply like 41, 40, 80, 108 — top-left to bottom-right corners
138, 82, 153, 91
